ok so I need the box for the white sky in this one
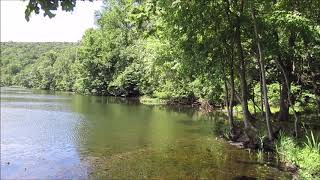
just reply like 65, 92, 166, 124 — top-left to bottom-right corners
1, 0, 104, 42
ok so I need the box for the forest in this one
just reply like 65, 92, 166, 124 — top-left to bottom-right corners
1, 42, 77, 90
1, 0, 320, 178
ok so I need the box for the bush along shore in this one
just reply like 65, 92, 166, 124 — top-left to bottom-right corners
217, 111, 320, 179
276, 130, 320, 179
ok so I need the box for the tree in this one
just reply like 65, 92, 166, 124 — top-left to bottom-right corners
251, 2, 273, 140
25, 0, 94, 21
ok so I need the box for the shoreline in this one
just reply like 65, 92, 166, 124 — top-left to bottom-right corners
1, 86, 317, 178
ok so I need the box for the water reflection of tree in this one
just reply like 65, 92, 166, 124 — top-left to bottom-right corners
68, 95, 289, 179
69, 95, 190, 177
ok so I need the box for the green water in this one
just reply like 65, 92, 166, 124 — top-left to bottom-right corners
1, 87, 291, 179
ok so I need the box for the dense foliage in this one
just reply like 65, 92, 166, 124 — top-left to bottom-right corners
1, 42, 77, 90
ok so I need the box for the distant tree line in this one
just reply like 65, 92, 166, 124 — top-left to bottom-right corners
1, 42, 78, 90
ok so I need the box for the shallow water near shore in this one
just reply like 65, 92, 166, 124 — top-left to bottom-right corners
1, 87, 292, 179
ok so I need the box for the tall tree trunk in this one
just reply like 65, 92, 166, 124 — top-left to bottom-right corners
278, 55, 292, 121
251, 5, 273, 140
235, 12, 253, 130
278, 67, 290, 121
252, 85, 256, 114
287, 31, 300, 137
224, 75, 235, 133
222, 49, 235, 134
229, 52, 235, 132
256, 51, 272, 118
260, 73, 264, 118
278, 32, 295, 121
223, 45, 236, 134
223, 0, 237, 134
274, 30, 299, 137
276, 60, 300, 137
235, 0, 256, 132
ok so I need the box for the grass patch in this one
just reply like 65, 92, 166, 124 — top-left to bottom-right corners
139, 96, 168, 105
276, 131, 320, 179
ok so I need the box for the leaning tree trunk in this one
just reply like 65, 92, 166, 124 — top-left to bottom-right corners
251, 6, 273, 141
257, 52, 272, 119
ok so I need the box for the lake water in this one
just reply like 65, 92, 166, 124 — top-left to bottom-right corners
1, 87, 291, 179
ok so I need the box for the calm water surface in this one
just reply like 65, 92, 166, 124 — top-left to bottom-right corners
1, 87, 291, 179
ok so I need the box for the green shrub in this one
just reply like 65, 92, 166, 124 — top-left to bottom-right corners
276, 131, 320, 179
298, 147, 320, 178
276, 134, 299, 164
